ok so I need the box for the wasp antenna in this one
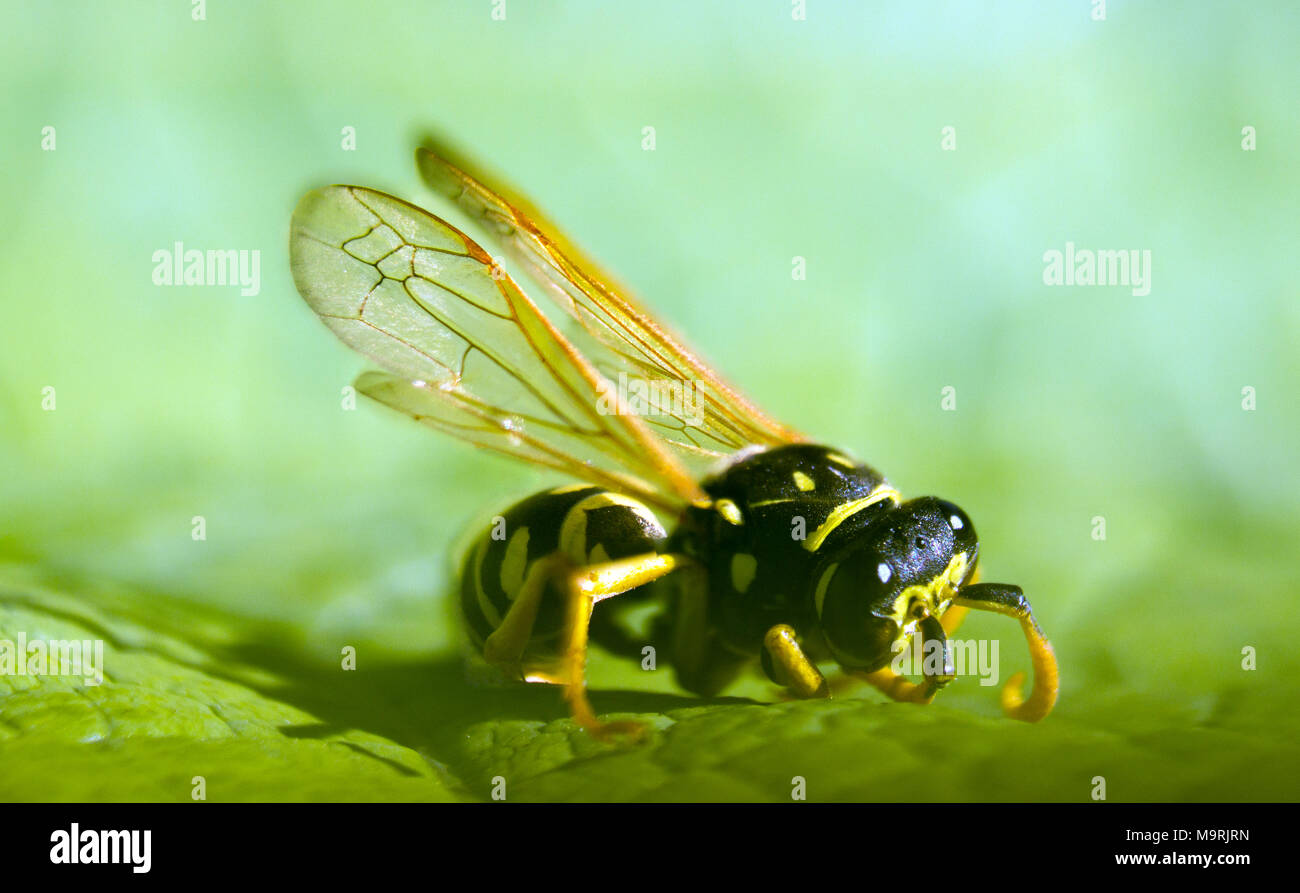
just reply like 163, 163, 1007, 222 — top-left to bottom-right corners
953, 583, 1059, 722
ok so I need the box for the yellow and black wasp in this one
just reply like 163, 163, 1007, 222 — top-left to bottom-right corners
288, 137, 1059, 740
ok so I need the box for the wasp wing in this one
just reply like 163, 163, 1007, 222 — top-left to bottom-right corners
414, 137, 806, 459
289, 185, 703, 510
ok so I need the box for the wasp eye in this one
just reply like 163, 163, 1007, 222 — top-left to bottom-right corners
934, 499, 975, 548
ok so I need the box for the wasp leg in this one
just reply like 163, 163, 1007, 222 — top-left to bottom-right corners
824, 675, 859, 695
854, 667, 938, 704
762, 625, 829, 699
851, 613, 956, 705
557, 553, 687, 741
778, 671, 864, 701
952, 583, 1058, 722
482, 554, 568, 679
670, 562, 750, 697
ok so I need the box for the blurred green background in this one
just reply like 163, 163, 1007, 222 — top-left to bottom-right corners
1, 1, 1297, 801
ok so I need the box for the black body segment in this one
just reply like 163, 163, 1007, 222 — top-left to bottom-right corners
665, 444, 896, 667
459, 484, 668, 665
812, 496, 977, 670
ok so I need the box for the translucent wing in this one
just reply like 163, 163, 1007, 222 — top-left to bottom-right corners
414, 136, 806, 459
289, 185, 704, 511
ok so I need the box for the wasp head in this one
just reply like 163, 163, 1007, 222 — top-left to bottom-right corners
814, 496, 979, 673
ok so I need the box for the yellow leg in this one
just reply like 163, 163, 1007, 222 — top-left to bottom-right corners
852, 612, 955, 704
777, 671, 862, 701
558, 553, 687, 741
822, 673, 868, 697
482, 555, 566, 678
762, 625, 829, 699
854, 667, 939, 704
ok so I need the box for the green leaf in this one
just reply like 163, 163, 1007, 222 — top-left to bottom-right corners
0, 572, 459, 802
4, 500, 1298, 804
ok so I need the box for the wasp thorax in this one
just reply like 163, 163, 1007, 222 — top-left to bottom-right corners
813, 497, 978, 671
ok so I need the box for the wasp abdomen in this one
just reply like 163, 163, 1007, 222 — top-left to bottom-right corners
459, 485, 668, 664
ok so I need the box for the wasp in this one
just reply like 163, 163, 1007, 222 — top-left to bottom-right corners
288, 138, 1059, 740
